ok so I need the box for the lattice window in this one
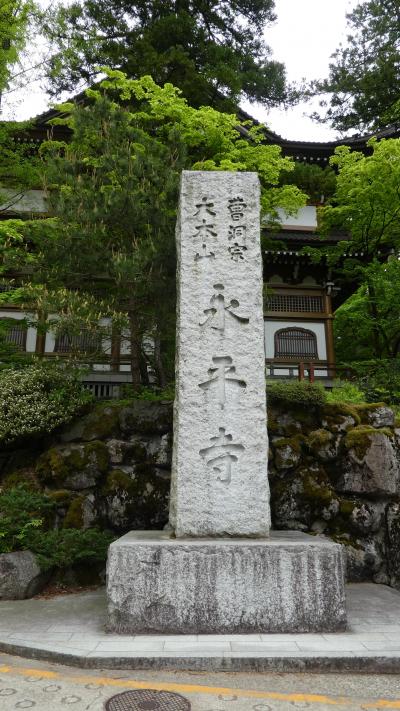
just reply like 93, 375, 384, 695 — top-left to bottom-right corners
266, 294, 324, 312
54, 332, 101, 354
2, 320, 27, 350
275, 327, 318, 360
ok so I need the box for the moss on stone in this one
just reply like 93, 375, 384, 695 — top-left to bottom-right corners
307, 429, 331, 447
81, 404, 121, 441
339, 498, 357, 516
36, 440, 109, 486
353, 403, 387, 423
47, 489, 72, 505
321, 402, 361, 432
1, 468, 39, 491
302, 472, 335, 505
344, 425, 393, 459
63, 495, 85, 529
84, 441, 110, 473
102, 469, 135, 496
331, 532, 362, 549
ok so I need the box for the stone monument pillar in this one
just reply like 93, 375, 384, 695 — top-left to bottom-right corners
169, 171, 270, 538
106, 171, 347, 634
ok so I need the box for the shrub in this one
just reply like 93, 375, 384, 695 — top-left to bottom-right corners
326, 380, 366, 404
266, 381, 326, 408
0, 486, 114, 570
0, 485, 56, 554
0, 362, 92, 446
29, 528, 115, 572
120, 383, 175, 402
347, 360, 400, 406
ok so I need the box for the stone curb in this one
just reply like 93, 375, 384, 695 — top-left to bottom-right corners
1, 640, 400, 673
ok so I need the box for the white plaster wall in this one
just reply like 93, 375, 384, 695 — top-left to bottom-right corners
264, 319, 327, 361
275, 206, 317, 230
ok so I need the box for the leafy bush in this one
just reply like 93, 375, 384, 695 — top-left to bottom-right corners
0, 362, 92, 446
0, 486, 114, 570
347, 360, 400, 406
29, 528, 115, 572
266, 381, 326, 408
326, 380, 366, 404
120, 383, 175, 401
0, 486, 56, 554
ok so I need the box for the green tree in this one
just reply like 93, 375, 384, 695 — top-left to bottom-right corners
25, 71, 305, 389
310, 138, 400, 362
0, 0, 33, 105
43, 0, 295, 110
334, 259, 400, 363
312, 0, 400, 132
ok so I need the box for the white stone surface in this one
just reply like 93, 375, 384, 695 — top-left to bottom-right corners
107, 531, 346, 634
170, 171, 270, 537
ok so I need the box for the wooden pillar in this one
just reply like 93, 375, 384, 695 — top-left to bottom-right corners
324, 292, 336, 379
35, 313, 46, 355
111, 328, 121, 372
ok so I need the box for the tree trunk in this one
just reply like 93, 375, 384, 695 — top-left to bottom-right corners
366, 279, 383, 359
153, 331, 167, 388
128, 309, 142, 392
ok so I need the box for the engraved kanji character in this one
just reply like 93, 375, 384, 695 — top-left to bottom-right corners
193, 219, 217, 241
199, 283, 249, 331
199, 355, 246, 407
228, 196, 247, 222
193, 196, 216, 219
228, 242, 247, 261
199, 427, 245, 484
194, 243, 215, 261
228, 224, 246, 242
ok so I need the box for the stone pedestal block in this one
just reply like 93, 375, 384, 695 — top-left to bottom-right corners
107, 531, 347, 633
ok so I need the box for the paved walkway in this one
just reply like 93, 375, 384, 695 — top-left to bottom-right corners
0, 584, 400, 672
2, 654, 400, 710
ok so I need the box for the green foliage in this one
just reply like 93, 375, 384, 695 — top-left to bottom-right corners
120, 384, 175, 402
0, 485, 114, 571
29, 528, 115, 572
279, 162, 336, 204
29, 72, 305, 388
326, 381, 365, 405
334, 260, 400, 362
321, 140, 400, 260
349, 360, 400, 406
0, 1, 33, 95
312, 0, 400, 132
42, 0, 295, 111
0, 485, 55, 554
266, 381, 326, 408
0, 362, 92, 446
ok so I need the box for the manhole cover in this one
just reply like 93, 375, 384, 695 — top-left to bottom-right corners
104, 689, 191, 711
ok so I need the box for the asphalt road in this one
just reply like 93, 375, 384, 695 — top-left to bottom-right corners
1, 653, 400, 710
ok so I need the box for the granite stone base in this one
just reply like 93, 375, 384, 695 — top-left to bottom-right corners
106, 530, 347, 634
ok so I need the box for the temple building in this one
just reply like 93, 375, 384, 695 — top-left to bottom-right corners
1, 112, 399, 394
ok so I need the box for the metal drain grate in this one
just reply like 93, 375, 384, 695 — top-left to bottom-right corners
104, 689, 191, 711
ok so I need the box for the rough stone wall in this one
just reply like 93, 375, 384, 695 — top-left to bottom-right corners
2, 398, 400, 589
268, 401, 400, 588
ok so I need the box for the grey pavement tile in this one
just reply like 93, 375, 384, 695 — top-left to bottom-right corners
361, 640, 400, 651
230, 642, 299, 652
323, 632, 388, 640
199, 634, 262, 642
164, 642, 230, 653
9, 632, 74, 642
295, 639, 368, 652
95, 640, 165, 651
